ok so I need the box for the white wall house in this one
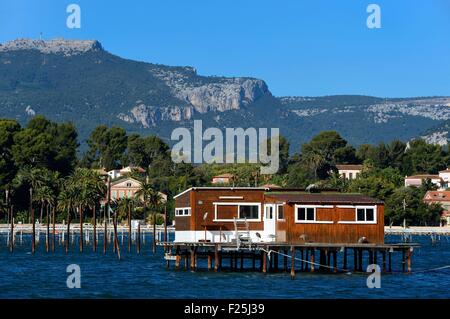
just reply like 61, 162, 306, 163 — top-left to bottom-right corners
336, 164, 363, 180
439, 169, 450, 189
404, 175, 442, 189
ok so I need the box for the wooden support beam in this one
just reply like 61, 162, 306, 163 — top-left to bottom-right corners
388, 250, 392, 272
333, 250, 337, 273
407, 248, 413, 273
343, 248, 348, 270
214, 245, 219, 272
207, 252, 212, 271
284, 249, 288, 272
290, 246, 295, 279
274, 249, 279, 272
402, 249, 406, 272
304, 248, 309, 272
326, 249, 331, 269
300, 249, 304, 271
382, 250, 386, 272
358, 249, 363, 272
184, 254, 188, 270
310, 248, 315, 272
353, 248, 357, 271
190, 248, 195, 271
262, 250, 267, 274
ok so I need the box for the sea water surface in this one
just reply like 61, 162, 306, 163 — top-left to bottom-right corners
0, 234, 449, 298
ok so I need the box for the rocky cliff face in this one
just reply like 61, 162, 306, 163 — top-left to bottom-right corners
0, 38, 103, 56
152, 68, 269, 114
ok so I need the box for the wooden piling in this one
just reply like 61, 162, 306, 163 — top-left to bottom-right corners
214, 245, 219, 272
290, 246, 295, 279
388, 250, 392, 272
353, 248, 357, 271
9, 205, 14, 253
407, 248, 413, 273
402, 249, 406, 272
93, 206, 97, 252
190, 248, 195, 271
310, 248, 315, 272
137, 223, 141, 254
262, 250, 267, 274
274, 249, 279, 272
128, 205, 131, 253
240, 250, 244, 271
284, 249, 288, 272
358, 249, 363, 272
46, 204, 50, 253
207, 252, 212, 271
333, 250, 337, 273
382, 250, 386, 272
52, 206, 55, 252
300, 249, 304, 271
343, 248, 348, 270
175, 246, 180, 269
252, 251, 256, 271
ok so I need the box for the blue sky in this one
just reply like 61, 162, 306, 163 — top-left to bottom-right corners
1, 0, 449, 97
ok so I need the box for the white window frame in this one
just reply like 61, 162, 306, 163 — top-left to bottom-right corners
337, 205, 377, 224
213, 202, 261, 222
294, 205, 334, 224
175, 207, 191, 217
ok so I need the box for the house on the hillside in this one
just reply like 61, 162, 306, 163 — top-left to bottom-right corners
107, 166, 146, 180
423, 190, 450, 225
110, 177, 167, 202
173, 187, 384, 244
404, 175, 442, 188
336, 164, 363, 180
211, 173, 234, 185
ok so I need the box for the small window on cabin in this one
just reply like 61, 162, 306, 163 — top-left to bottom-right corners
297, 207, 315, 221
356, 208, 375, 222
357, 208, 365, 221
239, 205, 259, 219
366, 208, 374, 221
184, 209, 190, 216
278, 205, 284, 220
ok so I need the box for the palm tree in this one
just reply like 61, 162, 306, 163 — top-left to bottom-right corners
136, 181, 164, 253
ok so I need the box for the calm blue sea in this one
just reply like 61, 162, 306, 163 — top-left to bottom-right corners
0, 234, 449, 298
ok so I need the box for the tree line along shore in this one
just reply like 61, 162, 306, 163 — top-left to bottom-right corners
0, 115, 447, 226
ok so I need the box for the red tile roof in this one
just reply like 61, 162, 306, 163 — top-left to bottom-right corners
336, 164, 363, 170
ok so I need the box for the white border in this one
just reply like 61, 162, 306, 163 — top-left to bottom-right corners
175, 207, 191, 217
294, 205, 334, 224
337, 205, 377, 224
213, 202, 261, 222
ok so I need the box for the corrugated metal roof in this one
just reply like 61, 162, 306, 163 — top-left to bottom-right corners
264, 193, 383, 205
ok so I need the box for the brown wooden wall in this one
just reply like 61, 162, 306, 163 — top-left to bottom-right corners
174, 191, 191, 231
175, 189, 266, 231
283, 204, 384, 244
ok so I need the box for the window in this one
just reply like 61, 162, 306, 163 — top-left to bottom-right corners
277, 205, 285, 220
119, 190, 125, 198
356, 207, 375, 222
239, 205, 259, 219
297, 207, 315, 222
213, 202, 261, 221
175, 207, 191, 216
349, 172, 353, 179
126, 182, 132, 187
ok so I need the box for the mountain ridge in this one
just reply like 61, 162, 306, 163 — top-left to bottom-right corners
1, 38, 449, 151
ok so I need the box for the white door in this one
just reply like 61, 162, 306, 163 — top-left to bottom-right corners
264, 204, 276, 241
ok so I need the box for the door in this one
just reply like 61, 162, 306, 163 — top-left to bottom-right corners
264, 204, 276, 241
